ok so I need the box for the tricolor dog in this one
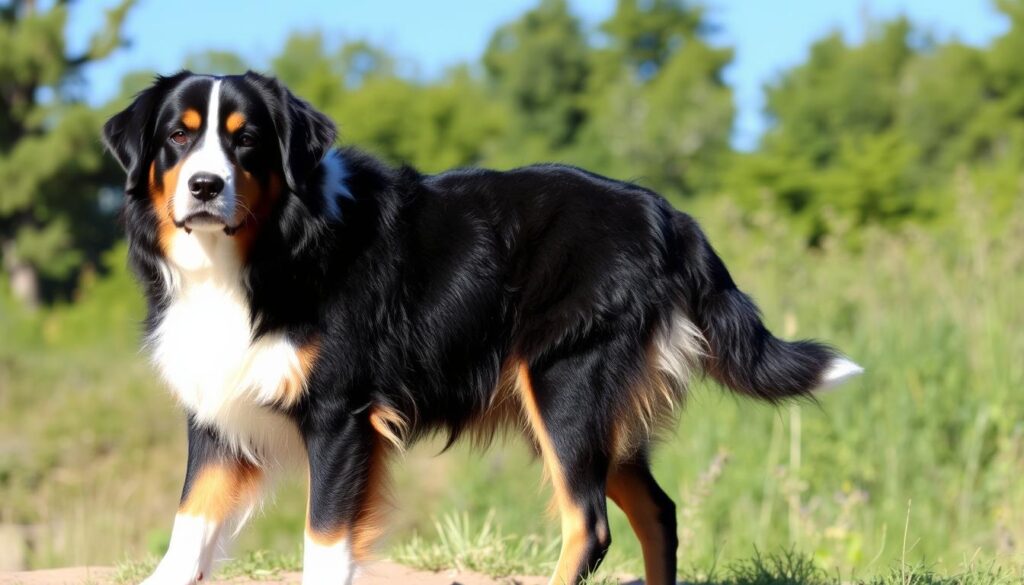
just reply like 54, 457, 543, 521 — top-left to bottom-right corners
102, 71, 862, 585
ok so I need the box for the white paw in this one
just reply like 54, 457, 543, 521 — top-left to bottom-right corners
139, 567, 202, 585
141, 514, 222, 585
139, 571, 200, 585
302, 534, 356, 585
139, 550, 207, 585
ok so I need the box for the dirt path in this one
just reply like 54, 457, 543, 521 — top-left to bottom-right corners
0, 562, 560, 584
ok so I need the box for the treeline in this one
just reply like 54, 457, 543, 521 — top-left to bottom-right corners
2, 0, 1024, 307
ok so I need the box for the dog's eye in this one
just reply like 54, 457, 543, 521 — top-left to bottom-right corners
169, 130, 188, 145
238, 133, 256, 148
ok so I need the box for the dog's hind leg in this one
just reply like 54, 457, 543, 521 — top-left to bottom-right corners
516, 359, 613, 585
607, 460, 678, 585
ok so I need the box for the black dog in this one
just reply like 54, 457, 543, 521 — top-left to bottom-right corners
102, 71, 861, 585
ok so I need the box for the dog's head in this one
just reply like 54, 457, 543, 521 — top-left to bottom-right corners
103, 71, 335, 247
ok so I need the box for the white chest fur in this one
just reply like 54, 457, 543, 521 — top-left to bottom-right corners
149, 231, 305, 464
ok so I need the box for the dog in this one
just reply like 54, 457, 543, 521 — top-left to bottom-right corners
102, 71, 862, 585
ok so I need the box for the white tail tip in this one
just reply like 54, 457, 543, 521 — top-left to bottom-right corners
817, 357, 864, 392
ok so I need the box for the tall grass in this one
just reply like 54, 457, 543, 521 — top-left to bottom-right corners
0, 180, 1020, 579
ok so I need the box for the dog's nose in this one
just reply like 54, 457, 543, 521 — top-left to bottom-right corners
188, 173, 225, 201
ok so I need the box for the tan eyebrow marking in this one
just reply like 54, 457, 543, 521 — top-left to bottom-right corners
226, 112, 246, 133
181, 109, 201, 130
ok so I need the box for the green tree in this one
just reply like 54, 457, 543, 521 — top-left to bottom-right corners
271, 33, 506, 172
960, 0, 1024, 169
988, 0, 1024, 113
761, 19, 914, 166
271, 33, 396, 115
0, 0, 134, 308
332, 67, 508, 172
896, 42, 987, 172
271, 32, 350, 112
183, 50, 249, 76
483, 0, 590, 153
600, 0, 707, 80
729, 19, 921, 239
575, 0, 733, 195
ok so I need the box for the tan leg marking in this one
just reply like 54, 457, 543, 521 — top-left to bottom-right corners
304, 438, 391, 562
607, 467, 673, 585
350, 438, 391, 560
305, 523, 349, 547
516, 362, 592, 585
179, 460, 262, 521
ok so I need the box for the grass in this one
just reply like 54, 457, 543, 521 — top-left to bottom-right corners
110, 534, 1022, 585
688, 552, 1021, 585
387, 509, 1023, 584
1, 183, 1022, 580
113, 550, 301, 583
392, 511, 559, 576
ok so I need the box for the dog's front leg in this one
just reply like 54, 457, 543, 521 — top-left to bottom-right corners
302, 413, 390, 585
143, 418, 264, 585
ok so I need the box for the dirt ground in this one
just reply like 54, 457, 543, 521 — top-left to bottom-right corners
0, 561, 565, 584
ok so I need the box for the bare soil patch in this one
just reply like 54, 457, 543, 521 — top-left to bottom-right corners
0, 561, 556, 584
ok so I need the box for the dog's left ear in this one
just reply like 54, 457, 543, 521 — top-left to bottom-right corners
245, 71, 337, 196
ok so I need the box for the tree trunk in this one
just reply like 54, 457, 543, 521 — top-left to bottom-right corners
1, 238, 40, 311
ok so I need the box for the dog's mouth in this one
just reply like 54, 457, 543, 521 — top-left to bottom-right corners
174, 211, 241, 235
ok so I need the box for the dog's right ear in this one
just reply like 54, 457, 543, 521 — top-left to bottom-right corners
102, 72, 190, 195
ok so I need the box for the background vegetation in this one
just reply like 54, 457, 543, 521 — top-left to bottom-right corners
0, 0, 1021, 581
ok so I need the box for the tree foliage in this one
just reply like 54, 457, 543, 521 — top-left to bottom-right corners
0, 0, 134, 307
582, 0, 733, 194
4, 0, 1024, 306
483, 0, 590, 153
731, 6, 1024, 241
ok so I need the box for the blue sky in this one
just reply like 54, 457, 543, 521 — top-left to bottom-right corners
68, 0, 1008, 149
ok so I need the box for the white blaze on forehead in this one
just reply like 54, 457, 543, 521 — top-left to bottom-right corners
193, 80, 229, 176
173, 79, 238, 226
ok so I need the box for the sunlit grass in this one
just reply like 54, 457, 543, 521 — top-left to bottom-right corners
113, 550, 300, 583
110, 541, 1021, 585
392, 511, 559, 577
